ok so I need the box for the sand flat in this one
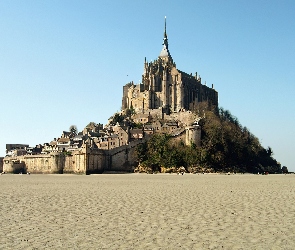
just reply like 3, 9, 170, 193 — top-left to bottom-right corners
0, 174, 294, 249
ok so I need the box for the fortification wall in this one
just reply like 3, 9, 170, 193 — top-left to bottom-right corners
3, 130, 201, 174
172, 129, 186, 143
107, 140, 143, 172
186, 125, 201, 147
4, 136, 198, 174
3, 154, 63, 174
0, 157, 3, 172
164, 111, 196, 126
84, 148, 106, 174
147, 108, 163, 120
63, 153, 87, 174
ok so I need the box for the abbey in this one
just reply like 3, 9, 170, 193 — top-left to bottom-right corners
122, 18, 218, 115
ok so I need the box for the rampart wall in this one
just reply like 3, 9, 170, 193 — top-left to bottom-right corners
3, 120, 200, 175
107, 140, 143, 172
3, 141, 141, 174
3, 154, 64, 174
0, 157, 3, 172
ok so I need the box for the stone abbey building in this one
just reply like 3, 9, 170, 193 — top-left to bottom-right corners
122, 18, 218, 114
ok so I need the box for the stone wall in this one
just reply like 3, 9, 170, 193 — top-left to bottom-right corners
165, 110, 196, 126
107, 140, 142, 172
84, 148, 106, 174
63, 153, 87, 174
2, 125, 199, 174
0, 157, 3, 172
3, 154, 64, 174
185, 125, 201, 147
3, 140, 141, 174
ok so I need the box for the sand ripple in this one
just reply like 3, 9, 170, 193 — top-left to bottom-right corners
0, 174, 294, 249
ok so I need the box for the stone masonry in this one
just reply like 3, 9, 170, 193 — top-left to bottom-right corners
122, 17, 218, 115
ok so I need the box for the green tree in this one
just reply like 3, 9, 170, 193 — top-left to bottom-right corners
282, 166, 288, 173
111, 113, 125, 125
125, 106, 135, 117
135, 102, 282, 174
69, 125, 78, 136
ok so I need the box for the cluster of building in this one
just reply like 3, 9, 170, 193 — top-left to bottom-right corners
5, 108, 200, 159
3, 109, 201, 174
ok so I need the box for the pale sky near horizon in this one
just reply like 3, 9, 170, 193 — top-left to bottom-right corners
1, 1, 294, 171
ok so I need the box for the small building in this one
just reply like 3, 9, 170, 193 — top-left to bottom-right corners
43, 143, 59, 153
6, 144, 29, 156
95, 136, 109, 150
143, 124, 154, 136
132, 113, 151, 124
94, 135, 120, 150
161, 121, 178, 133
83, 122, 103, 135
67, 135, 85, 152
130, 129, 144, 140
151, 120, 162, 132
57, 138, 71, 151
107, 134, 119, 149
61, 131, 71, 138
112, 123, 129, 146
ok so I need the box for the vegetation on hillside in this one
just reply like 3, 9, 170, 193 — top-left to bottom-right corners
69, 125, 78, 136
136, 103, 282, 174
109, 108, 140, 128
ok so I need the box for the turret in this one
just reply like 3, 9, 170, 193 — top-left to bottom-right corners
185, 122, 201, 147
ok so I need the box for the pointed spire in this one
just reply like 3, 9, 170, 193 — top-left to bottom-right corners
164, 16, 167, 39
159, 16, 172, 61
163, 16, 168, 50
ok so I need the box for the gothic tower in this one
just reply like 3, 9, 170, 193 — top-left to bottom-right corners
122, 17, 218, 114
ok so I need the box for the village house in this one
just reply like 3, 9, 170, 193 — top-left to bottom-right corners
129, 129, 144, 140
132, 113, 151, 124
151, 120, 162, 132
95, 136, 109, 150
43, 142, 59, 153
112, 123, 129, 146
161, 121, 178, 134
57, 137, 71, 151
143, 124, 154, 136
6, 144, 29, 157
67, 134, 85, 152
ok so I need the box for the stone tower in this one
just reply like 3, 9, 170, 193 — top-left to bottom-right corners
185, 123, 201, 147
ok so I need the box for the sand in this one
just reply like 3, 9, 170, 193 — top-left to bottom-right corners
0, 173, 294, 249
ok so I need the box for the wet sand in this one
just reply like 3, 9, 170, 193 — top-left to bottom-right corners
1, 173, 295, 249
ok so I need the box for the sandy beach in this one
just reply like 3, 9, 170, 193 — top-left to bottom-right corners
0, 173, 294, 249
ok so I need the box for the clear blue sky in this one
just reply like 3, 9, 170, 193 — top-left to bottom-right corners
1, 1, 294, 171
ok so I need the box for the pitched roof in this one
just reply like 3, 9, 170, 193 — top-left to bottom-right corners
57, 138, 70, 143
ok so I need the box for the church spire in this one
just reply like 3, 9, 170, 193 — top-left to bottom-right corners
159, 16, 172, 61
163, 16, 168, 50
164, 16, 167, 39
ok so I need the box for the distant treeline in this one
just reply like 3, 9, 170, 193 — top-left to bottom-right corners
136, 103, 282, 174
